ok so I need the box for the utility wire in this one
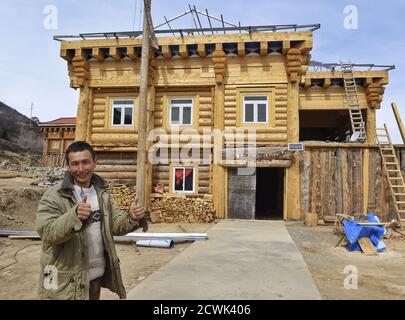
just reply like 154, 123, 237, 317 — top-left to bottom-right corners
138, 0, 143, 31
132, 0, 138, 31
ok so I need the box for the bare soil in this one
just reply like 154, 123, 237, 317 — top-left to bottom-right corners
1, 175, 405, 300
287, 222, 405, 300
0, 174, 214, 300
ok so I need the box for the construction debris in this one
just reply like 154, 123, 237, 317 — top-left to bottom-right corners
149, 197, 216, 223
135, 239, 174, 248
122, 232, 208, 241
0, 230, 208, 242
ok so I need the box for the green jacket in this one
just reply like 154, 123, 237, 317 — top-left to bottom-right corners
36, 172, 141, 300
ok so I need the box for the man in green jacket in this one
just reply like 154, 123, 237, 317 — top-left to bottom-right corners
36, 141, 146, 300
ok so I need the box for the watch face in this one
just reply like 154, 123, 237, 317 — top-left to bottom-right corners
92, 210, 102, 222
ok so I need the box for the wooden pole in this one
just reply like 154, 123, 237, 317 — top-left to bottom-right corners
286, 81, 301, 220
391, 102, 405, 144
136, 0, 152, 208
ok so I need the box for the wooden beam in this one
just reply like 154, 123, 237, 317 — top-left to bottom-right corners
282, 40, 291, 55
197, 43, 206, 57
367, 108, 376, 144
126, 47, 138, 60
392, 102, 405, 144
109, 47, 122, 61
60, 31, 314, 50
304, 77, 311, 88
179, 44, 188, 58
212, 83, 225, 219
75, 85, 90, 141
363, 148, 369, 215
60, 49, 74, 62
237, 42, 245, 56
286, 80, 301, 220
91, 48, 104, 61
161, 45, 171, 58
260, 41, 268, 56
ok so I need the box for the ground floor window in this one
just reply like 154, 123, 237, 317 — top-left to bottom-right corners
173, 167, 194, 192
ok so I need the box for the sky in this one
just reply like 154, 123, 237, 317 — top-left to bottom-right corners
1, 0, 405, 142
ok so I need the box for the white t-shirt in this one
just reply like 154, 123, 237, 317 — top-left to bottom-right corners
73, 185, 106, 281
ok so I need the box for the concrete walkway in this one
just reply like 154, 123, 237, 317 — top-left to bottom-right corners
127, 220, 321, 300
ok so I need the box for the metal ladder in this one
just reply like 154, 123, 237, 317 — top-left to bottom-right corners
340, 61, 367, 142
376, 124, 405, 227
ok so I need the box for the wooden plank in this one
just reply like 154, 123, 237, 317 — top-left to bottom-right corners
336, 148, 343, 214
375, 147, 384, 218
301, 151, 311, 214
368, 149, 377, 212
314, 150, 322, 217
358, 237, 378, 256
328, 149, 337, 219
320, 150, 327, 220
352, 149, 363, 215
392, 102, 405, 144
342, 149, 351, 215
363, 148, 370, 214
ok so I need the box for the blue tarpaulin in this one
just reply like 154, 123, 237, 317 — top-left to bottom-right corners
342, 213, 386, 252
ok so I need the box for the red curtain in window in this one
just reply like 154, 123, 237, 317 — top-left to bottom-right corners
175, 168, 193, 186
175, 169, 183, 185
185, 168, 192, 178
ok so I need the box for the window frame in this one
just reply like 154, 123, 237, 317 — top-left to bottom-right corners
111, 99, 135, 127
242, 95, 269, 124
171, 166, 196, 193
49, 139, 60, 152
236, 87, 275, 128
169, 98, 194, 126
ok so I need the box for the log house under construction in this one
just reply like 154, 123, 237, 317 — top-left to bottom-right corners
54, 20, 405, 223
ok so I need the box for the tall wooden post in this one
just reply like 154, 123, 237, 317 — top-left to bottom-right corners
212, 48, 226, 219
366, 107, 376, 144
213, 84, 225, 218
284, 48, 302, 220
286, 80, 301, 220
75, 85, 90, 141
136, 0, 152, 208
145, 86, 155, 207
72, 48, 90, 142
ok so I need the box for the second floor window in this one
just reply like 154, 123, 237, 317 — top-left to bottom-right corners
112, 100, 134, 126
170, 99, 193, 125
243, 96, 268, 124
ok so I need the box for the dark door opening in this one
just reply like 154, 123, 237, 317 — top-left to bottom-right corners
255, 168, 284, 220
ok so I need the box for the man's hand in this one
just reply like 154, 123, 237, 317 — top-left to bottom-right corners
129, 197, 145, 223
76, 194, 91, 221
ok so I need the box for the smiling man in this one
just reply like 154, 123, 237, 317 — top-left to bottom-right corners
36, 141, 146, 300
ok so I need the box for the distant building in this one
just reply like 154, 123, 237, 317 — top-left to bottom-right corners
39, 117, 76, 166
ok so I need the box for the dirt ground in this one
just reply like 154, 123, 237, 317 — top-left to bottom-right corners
0, 173, 214, 300
287, 222, 405, 300
0, 224, 213, 300
1, 174, 405, 300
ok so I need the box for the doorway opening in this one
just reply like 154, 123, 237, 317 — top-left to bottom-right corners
255, 168, 284, 220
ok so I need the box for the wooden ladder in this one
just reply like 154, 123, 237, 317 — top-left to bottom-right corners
340, 61, 367, 142
376, 124, 405, 227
